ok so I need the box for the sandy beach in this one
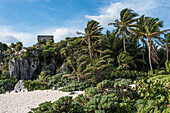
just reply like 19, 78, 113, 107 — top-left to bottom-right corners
0, 90, 84, 113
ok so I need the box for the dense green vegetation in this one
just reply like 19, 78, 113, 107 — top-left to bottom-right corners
0, 8, 170, 112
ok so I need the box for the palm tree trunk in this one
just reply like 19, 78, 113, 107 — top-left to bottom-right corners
148, 39, 153, 71
77, 74, 80, 82
122, 31, 126, 52
167, 44, 169, 64
142, 37, 145, 68
88, 36, 93, 58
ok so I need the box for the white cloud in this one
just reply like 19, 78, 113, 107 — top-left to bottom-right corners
0, 26, 36, 46
40, 27, 79, 42
0, 26, 80, 46
85, 0, 158, 26
0, 35, 18, 44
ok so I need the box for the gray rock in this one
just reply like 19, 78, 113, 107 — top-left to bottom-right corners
8, 57, 40, 80
61, 64, 70, 73
42, 63, 56, 73
14, 80, 27, 93
52, 87, 57, 90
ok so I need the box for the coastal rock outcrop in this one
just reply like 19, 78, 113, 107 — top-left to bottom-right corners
41, 63, 56, 74
9, 57, 40, 80
14, 80, 28, 93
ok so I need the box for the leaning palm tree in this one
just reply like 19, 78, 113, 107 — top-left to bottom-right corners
130, 17, 170, 70
63, 54, 92, 82
108, 8, 138, 52
129, 15, 151, 68
136, 15, 151, 61
77, 20, 103, 59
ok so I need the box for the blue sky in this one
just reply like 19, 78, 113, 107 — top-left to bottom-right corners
0, 0, 170, 46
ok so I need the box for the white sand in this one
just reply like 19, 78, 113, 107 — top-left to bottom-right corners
0, 90, 84, 113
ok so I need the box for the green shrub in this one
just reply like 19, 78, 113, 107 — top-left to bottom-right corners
97, 80, 114, 90
0, 76, 18, 94
95, 110, 105, 113
30, 96, 84, 113
47, 73, 70, 88
135, 99, 169, 113
110, 70, 147, 79
85, 94, 120, 112
24, 80, 49, 91
84, 87, 99, 98
74, 94, 87, 106
60, 81, 89, 92
148, 75, 170, 87
135, 79, 169, 105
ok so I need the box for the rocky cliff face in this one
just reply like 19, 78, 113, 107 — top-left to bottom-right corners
8, 57, 40, 80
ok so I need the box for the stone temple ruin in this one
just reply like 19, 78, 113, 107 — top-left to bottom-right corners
37, 35, 54, 43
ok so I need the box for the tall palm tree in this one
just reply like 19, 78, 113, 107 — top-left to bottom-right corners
129, 15, 151, 68
76, 20, 103, 59
130, 17, 170, 70
136, 15, 151, 61
108, 8, 138, 52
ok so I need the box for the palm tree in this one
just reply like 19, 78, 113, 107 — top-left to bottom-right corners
136, 15, 151, 61
97, 30, 123, 66
130, 17, 170, 70
76, 20, 103, 59
129, 15, 151, 68
117, 51, 136, 69
63, 54, 92, 82
108, 8, 138, 52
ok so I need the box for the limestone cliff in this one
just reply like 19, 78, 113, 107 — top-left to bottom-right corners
8, 57, 40, 80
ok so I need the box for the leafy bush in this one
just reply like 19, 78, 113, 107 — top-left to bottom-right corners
60, 81, 89, 92
97, 80, 114, 90
47, 73, 70, 88
135, 79, 169, 107
30, 96, 84, 113
39, 70, 52, 79
0, 76, 18, 94
148, 74, 170, 87
24, 73, 72, 91
24, 80, 49, 91
135, 99, 170, 113
110, 70, 147, 79
84, 87, 99, 98
85, 94, 121, 112
74, 94, 87, 106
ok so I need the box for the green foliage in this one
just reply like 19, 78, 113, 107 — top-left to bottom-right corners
0, 76, 18, 94
135, 99, 170, 113
30, 96, 84, 113
24, 80, 49, 91
135, 79, 169, 106
59, 81, 89, 92
117, 51, 136, 69
47, 73, 70, 88
85, 94, 120, 112
24, 73, 71, 91
148, 74, 170, 88
0, 42, 8, 52
84, 87, 99, 98
97, 80, 114, 90
39, 70, 52, 79
165, 60, 170, 73
110, 70, 147, 79
23, 51, 31, 59
15, 42, 23, 51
